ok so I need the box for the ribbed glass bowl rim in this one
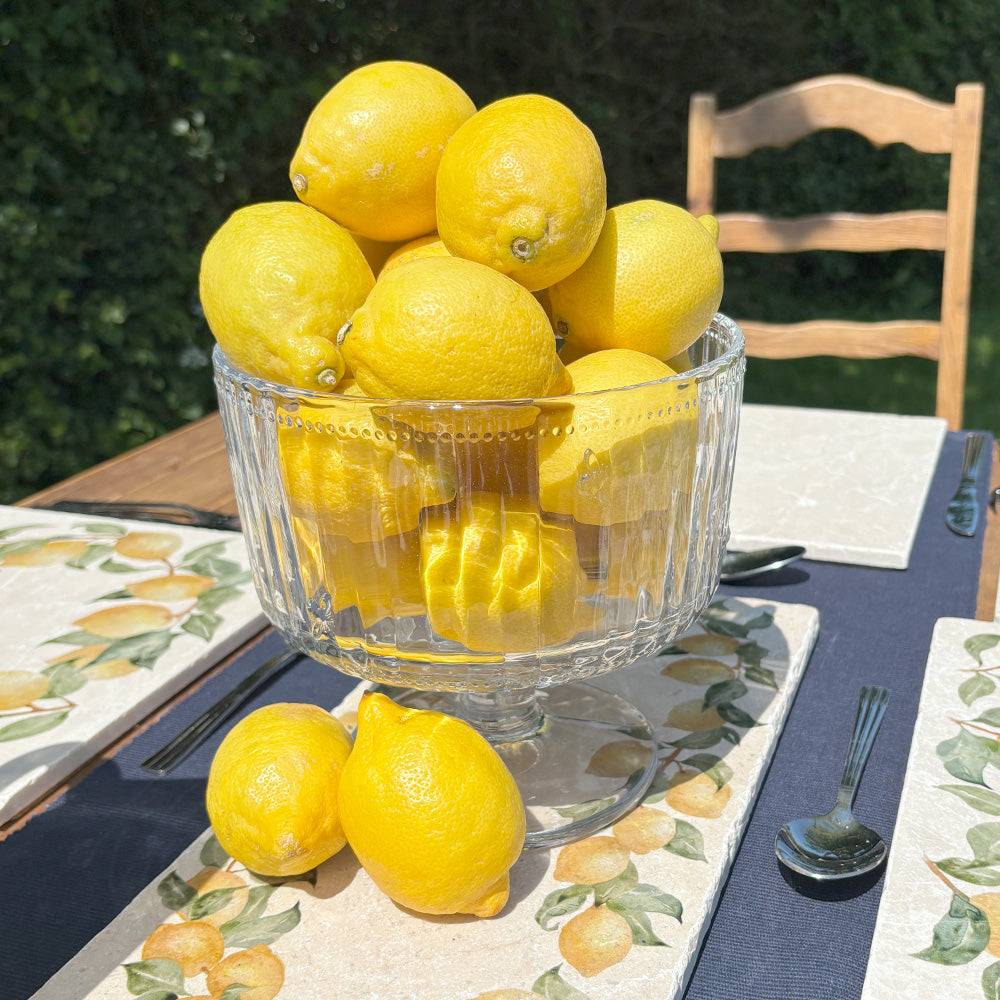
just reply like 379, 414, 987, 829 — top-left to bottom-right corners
211, 311, 744, 408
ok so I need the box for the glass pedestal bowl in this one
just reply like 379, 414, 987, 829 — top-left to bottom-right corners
213, 313, 745, 849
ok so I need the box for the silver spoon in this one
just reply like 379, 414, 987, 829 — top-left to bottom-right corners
719, 545, 806, 583
775, 685, 889, 880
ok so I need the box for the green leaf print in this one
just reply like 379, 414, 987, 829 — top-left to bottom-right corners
156, 871, 197, 912
92, 630, 174, 670
935, 858, 1000, 887
969, 824, 1000, 865
532, 966, 591, 1000
220, 900, 301, 948
937, 729, 1000, 785
966, 635, 1000, 666
606, 898, 668, 947
663, 819, 707, 862
913, 893, 990, 965
535, 884, 591, 931
961, 673, 997, 707
982, 960, 1000, 1000
122, 957, 185, 996
940, 785, 1000, 816
0, 711, 70, 743
201, 834, 231, 868
703, 678, 748, 708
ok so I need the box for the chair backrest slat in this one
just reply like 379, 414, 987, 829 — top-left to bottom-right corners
687, 74, 984, 430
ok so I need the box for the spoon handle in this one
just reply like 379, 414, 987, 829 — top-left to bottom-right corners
838, 685, 890, 806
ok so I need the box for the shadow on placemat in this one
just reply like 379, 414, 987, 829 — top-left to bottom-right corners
777, 858, 886, 901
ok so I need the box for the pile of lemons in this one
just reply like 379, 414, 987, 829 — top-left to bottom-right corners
206, 691, 525, 919
200, 61, 725, 919
200, 59, 722, 397
199, 59, 723, 655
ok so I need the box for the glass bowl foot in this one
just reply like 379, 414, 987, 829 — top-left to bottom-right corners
388, 681, 659, 851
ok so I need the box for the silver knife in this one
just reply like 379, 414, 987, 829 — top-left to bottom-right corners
38, 500, 242, 531
945, 432, 990, 537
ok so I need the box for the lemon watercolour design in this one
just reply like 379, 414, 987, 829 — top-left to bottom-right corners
910, 628, 1000, 994
529, 602, 775, 995
0, 519, 252, 743
126, 833, 301, 1000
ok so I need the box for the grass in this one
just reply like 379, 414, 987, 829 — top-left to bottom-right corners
724, 256, 1000, 434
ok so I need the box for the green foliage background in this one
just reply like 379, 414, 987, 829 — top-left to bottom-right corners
2, 0, 998, 503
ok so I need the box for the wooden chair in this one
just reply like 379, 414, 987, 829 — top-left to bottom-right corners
687, 74, 984, 430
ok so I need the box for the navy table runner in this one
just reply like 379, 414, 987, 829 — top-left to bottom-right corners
1, 430, 990, 1000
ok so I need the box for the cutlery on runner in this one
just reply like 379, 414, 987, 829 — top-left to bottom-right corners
774, 685, 889, 881
38, 499, 242, 531
945, 431, 990, 537
719, 545, 806, 583
140, 646, 300, 775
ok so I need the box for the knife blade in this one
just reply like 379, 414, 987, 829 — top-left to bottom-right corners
37, 500, 242, 531
945, 432, 989, 537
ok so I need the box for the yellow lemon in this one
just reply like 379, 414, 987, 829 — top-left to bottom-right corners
350, 232, 406, 275
436, 93, 606, 291
206, 703, 353, 877
420, 492, 586, 653
558, 905, 633, 977
548, 199, 723, 360
141, 921, 224, 978
277, 402, 455, 543
340, 256, 568, 400
127, 574, 215, 602
0, 670, 49, 710
114, 531, 183, 560
205, 944, 284, 1000
199, 201, 373, 391
290, 60, 475, 242
338, 691, 525, 917
292, 519, 426, 626
1, 539, 89, 566
378, 233, 451, 276
538, 348, 698, 524
74, 603, 174, 638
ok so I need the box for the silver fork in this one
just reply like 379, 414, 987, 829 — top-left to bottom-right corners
945, 431, 990, 537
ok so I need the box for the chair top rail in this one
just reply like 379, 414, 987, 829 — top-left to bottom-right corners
698, 75, 969, 157
738, 318, 941, 361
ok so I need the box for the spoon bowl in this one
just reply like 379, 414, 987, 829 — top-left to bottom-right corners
719, 544, 806, 583
775, 685, 889, 881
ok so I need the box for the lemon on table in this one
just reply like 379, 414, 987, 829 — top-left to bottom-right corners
538, 348, 699, 524
277, 402, 455, 543
339, 255, 569, 400
548, 199, 723, 361
205, 703, 353, 877
199, 201, 373, 391
419, 492, 586, 653
290, 60, 476, 242
435, 93, 606, 291
338, 691, 525, 917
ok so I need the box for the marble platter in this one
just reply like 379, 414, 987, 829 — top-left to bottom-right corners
34, 596, 818, 1000
729, 404, 948, 570
0, 506, 266, 827
862, 616, 1000, 1000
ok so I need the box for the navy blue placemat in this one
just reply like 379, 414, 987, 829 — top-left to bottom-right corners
1, 429, 990, 1000
684, 429, 991, 1000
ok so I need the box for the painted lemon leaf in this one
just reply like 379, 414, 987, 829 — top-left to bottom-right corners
937, 729, 1000, 785
934, 857, 1000, 887
155, 871, 197, 912
961, 673, 997, 707
968, 823, 1000, 864
667, 725, 741, 749
0, 711, 70, 743
592, 860, 639, 905
92, 630, 173, 669
938, 785, 1000, 816
535, 884, 592, 930
703, 677, 747, 708
201, 834, 230, 868
966, 634, 1000, 666
913, 893, 989, 965
532, 966, 591, 1000
716, 702, 760, 728
219, 900, 301, 948
662, 818, 706, 862
743, 662, 779, 690
42, 662, 88, 698
606, 897, 667, 947
982, 960, 1000, 1000
617, 883, 683, 921
183, 610, 223, 641
122, 957, 185, 997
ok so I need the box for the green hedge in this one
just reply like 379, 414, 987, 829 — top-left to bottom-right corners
3, 0, 998, 502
